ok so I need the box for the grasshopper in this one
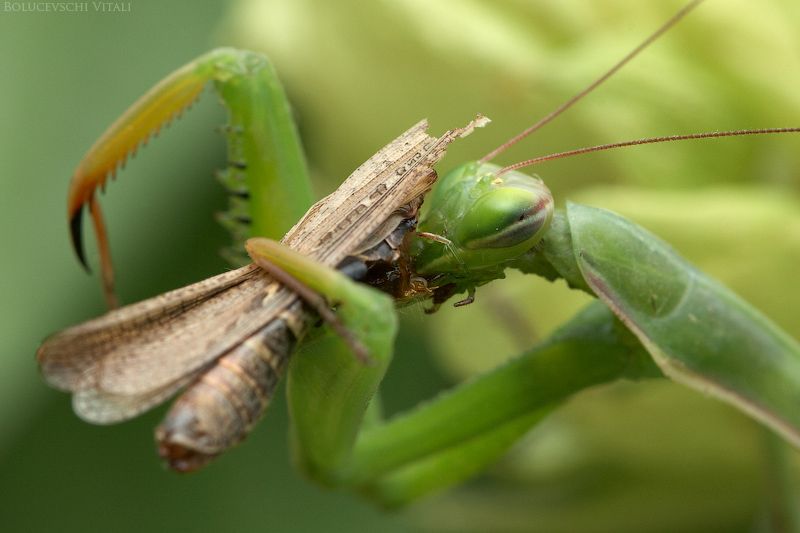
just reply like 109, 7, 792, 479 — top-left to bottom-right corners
37, 0, 800, 508
40, 106, 488, 470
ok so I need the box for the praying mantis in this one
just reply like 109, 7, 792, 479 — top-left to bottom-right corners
36, 0, 800, 510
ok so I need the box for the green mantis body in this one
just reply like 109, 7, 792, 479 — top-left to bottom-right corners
36, 0, 800, 510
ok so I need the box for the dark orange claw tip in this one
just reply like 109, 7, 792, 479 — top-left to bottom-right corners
64, 53, 215, 275
69, 204, 90, 272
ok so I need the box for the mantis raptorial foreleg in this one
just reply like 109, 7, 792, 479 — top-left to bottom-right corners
235, 235, 657, 505
68, 48, 313, 306
245, 237, 397, 485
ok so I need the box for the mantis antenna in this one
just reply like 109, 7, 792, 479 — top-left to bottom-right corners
480, 0, 705, 164
495, 128, 800, 177
474, 0, 799, 178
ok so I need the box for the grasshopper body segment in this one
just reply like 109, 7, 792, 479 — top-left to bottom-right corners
156, 300, 307, 471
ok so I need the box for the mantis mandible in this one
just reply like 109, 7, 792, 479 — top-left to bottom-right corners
37, 0, 800, 507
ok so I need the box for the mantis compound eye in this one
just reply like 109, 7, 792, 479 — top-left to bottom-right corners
456, 173, 553, 253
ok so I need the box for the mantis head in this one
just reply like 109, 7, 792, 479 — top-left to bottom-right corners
413, 161, 553, 293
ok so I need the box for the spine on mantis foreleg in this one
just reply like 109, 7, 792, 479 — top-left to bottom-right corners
67, 48, 314, 302
208, 49, 314, 264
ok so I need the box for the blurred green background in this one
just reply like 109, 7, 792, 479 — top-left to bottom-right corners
2, 0, 799, 531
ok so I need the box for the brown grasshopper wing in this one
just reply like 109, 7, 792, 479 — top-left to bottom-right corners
283, 116, 490, 265
72, 373, 198, 423
36, 264, 292, 422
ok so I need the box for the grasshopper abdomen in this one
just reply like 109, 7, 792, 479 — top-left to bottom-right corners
156, 300, 307, 471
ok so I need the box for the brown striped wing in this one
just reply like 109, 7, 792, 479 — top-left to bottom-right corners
37, 265, 303, 422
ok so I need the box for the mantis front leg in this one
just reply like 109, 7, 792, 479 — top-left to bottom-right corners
246, 237, 655, 506
69, 48, 314, 305
245, 238, 398, 485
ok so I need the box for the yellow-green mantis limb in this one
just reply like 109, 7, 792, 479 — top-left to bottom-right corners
37, 0, 800, 511
67, 48, 314, 307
